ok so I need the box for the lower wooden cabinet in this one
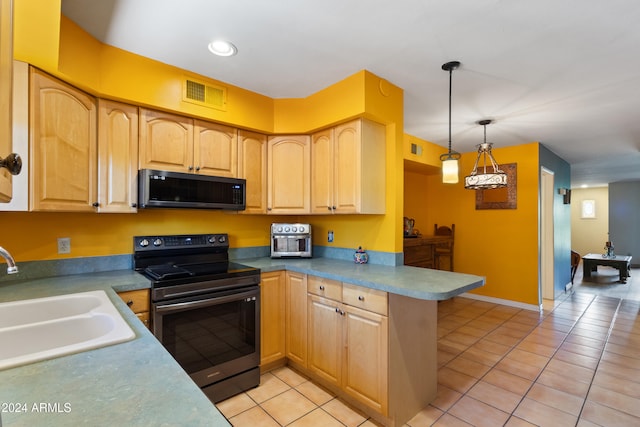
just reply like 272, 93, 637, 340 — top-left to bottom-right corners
260, 271, 286, 367
117, 289, 150, 329
285, 271, 308, 367
307, 277, 388, 415
259, 271, 436, 426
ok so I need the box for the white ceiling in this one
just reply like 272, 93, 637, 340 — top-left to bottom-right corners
61, 0, 640, 188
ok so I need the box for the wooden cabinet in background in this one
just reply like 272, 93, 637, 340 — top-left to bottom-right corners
238, 130, 267, 214
267, 135, 310, 214
139, 109, 238, 177
403, 236, 453, 269
30, 68, 98, 211
97, 100, 138, 213
0, 0, 13, 202
311, 119, 386, 214
118, 289, 151, 329
260, 271, 286, 369
285, 271, 307, 368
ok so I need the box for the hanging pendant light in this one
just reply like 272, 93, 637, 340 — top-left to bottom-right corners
464, 119, 508, 189
440, 61, 462, 184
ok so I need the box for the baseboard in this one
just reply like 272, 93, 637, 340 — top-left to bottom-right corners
458, 292, 541, 312
565, 282, 573, 292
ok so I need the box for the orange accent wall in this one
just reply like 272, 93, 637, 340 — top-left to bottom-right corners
406, 141, 541, 305
5, 6, 405, 262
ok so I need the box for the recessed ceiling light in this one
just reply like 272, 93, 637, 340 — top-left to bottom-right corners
208, 40, 237, 57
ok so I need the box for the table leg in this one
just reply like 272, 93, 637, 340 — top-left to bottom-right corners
583, 260, 593, 280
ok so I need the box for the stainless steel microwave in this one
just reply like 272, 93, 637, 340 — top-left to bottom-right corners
138, 169, 246, 210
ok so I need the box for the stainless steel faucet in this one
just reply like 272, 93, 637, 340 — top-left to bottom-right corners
0, 246, 18, 274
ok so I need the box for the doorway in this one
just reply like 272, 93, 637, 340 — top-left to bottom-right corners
541, 168, 555, 301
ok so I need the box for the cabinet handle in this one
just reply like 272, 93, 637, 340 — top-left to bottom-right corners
332, 206, 336, 210
319, 285, 325, 291
327, 207, 332, 211
92, 202, 100, 207
131, 203, 137, 208
188, 165, 194, 171
358, 295, 365, 301
126, 300, 134, 307
335, 307, 344, 316
195, 166, 201, 171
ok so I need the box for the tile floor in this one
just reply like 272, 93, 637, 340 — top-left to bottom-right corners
217, 265, 640, 426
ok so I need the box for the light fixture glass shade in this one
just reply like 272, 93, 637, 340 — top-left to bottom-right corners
442, 158, 459, 184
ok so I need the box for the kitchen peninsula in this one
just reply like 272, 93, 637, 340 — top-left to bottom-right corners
0, 258, 483, 426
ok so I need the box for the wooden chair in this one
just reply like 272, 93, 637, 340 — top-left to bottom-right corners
571, 250, 580, 284
434, 224, 455, 271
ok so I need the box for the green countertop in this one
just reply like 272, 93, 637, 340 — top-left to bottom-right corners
239, 257, 485, 300
0, 270, 230, 427
0, 257, 484, 426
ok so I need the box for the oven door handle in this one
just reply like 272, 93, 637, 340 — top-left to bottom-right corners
155, 288, 258, 314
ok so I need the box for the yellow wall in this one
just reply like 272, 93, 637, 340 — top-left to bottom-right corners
5, 4, 405, 263
413, 142, 541, 305
571, 187, 609, 256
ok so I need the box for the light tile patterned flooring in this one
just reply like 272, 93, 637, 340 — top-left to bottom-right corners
218, 266, 640, 426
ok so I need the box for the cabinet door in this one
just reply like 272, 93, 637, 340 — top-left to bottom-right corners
343, 304, 388, 415
139, 109, 193, 173
267, 135, 310, 214
0, 0, 13, 202
260, 271, 286, 366
333, 121, 360, 213
307, 294, 342, 387
30, 69, 97, 211
97, 100, 138, 213
285, 271, 307, 367
194, 120, 237, 177
238, 130, 267, 214
311, 128, 334, 213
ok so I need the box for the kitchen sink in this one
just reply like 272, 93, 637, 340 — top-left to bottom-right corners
0, 290, 135, 370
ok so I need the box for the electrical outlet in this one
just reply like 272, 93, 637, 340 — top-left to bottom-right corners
57, 237, 71, 254
328, 230, 334, 243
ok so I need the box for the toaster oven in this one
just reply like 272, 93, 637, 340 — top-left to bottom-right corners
270, 223, 312, 258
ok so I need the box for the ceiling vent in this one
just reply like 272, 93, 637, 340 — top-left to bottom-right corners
183, 78, 227, 110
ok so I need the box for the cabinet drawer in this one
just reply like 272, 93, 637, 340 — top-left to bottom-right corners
118, 289, 150, 314
342, 283, 388, 316
307, 275, 342, 300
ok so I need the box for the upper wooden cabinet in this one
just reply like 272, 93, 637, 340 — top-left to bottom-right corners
267, 135, 310, 214
0, 0, 14, 202
139, 109, 237, 177
311, 119, 386, 214
30, 68, 98, 212
238, 130, 267, 214
97, 100, 139, 213
194, 119, 237, 177
139, 109, 193, 173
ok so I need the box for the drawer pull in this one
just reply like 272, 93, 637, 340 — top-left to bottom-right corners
126, 300, 134, 307
319, 285, 325, 291
358, 295, 365, 301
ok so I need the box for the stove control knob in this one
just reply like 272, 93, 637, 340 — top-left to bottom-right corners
218, 235, 226, 244
208, 236, 216, 244
284, 226, 290, 232
292, 226, 298, 232
153, 238, 163, 247
139, 239, 149, 247
277, 226, 283, 232
299, 225, 305, 233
